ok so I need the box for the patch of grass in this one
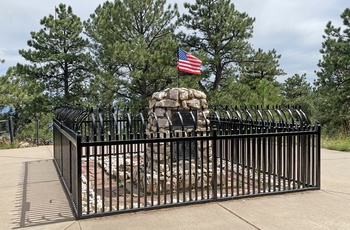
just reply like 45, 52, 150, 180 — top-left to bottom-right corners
321, 136, 350, 152
0, 141, 20, 150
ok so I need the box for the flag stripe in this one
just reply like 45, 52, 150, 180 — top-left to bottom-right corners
177, 47, 202, 75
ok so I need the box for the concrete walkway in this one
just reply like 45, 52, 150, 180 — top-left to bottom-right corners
0, 146, 349, 230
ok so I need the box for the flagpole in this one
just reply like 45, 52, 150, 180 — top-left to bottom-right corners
55, 6, 57, 20
177, 46, 180, 88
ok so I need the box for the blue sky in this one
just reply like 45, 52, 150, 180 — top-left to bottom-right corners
0, 0, 348, 84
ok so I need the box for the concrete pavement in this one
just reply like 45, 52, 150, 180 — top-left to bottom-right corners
0, 146, 349, 230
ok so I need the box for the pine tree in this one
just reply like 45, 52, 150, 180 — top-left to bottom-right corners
179, 0, 255, 91
0, 66, 49, 137
239, 48, 285, 90
282, 74, 314, 120
315, 8, 350, 134
249, 79, 283, 107
282, 74, 311, 100
85, 0, 179, 109
17, 4, 93, 107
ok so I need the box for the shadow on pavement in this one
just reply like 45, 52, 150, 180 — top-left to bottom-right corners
11, 160, 75, 229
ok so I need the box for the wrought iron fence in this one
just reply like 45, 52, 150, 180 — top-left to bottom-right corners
0, 117, 14, 144
53, 105, 321, 219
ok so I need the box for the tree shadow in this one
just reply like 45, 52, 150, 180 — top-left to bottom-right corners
11, 160, 75, 229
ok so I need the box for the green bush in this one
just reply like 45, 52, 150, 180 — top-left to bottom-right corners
321, 135, 350, 152
15, 113, 53, 143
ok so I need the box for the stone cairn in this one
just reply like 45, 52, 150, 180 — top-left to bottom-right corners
133, 88, 215, 194
147, 87, 209, 134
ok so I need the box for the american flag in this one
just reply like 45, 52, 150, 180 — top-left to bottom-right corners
177, 47, 202, 75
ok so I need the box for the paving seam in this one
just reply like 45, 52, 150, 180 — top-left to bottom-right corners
63, 221, 81, 230
321, 189, 350, 200
216, 203, 261, 230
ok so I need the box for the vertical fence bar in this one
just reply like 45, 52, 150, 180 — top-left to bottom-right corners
157, 132, 161, 206
316, 124, 321, 189
163, 132, 167, 204
230, 132, 234, 196
150, 133, 154, 206
219, 129, 223, 197
86, 136, 90, 214
293, 132, 297, 190
194, 132, 199, 201
311, 129, 316, 187
93, 135, 98, 213
130, 137, 134, 209
123, 135, 127, 209
188, 131, 192, 201
76, 132, 83, 218
241, 128, 246, 195
262, 128, 267, 193
176, 132, 180, 202
277, 132, 282, 191
136, 133, 141, 208
224, 130, 229, 197
9, 116, 14, 144
252, 127, 256, 194
282, 134, 287, 191
306, 132, 311, 188
143, 137, 147, 208
170, 132, 174, 204
301, 130, 307, 188
182, 131, 186, 203
101, 136, 105, 213
257, 128, 262, 194
246, 128, 251, 195
212, 129, 218, 200
272, 131, 276, 192
116, 139, 120, 210
235, 128, 240, 196
108, 135, 112, 212
268, 130, 273, 193
206, 130, 210, 199
287, 133, 292, 190
297, 133, 301, 189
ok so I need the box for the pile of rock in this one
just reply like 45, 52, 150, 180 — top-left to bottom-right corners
97, 152, 143, 188
141, 88, 214, 193
81, 174, 102, 214
18, 141, 30, 148
147, 88, 209, 134
0, 135, 10, 145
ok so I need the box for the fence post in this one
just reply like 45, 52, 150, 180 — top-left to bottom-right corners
76, 131, 83, 218
36, 118, 39, 145
212, 128, 218, 200
316, 123, 321, 189
9, 116, 14, 144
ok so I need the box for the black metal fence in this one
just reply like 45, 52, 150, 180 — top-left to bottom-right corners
53, 105, 321, 219
0, 117, 14, 144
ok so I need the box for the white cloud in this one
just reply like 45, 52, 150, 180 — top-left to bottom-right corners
233, 0, 348, 82
0, 0, 349, 83
0, 0, 108, 75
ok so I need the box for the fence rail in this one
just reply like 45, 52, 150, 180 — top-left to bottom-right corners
53, 105, 321, 219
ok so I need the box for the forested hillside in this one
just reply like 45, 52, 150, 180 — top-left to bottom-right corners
1, 0, 350, 143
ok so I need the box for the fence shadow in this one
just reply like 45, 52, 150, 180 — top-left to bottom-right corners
11, 160, 75, 229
